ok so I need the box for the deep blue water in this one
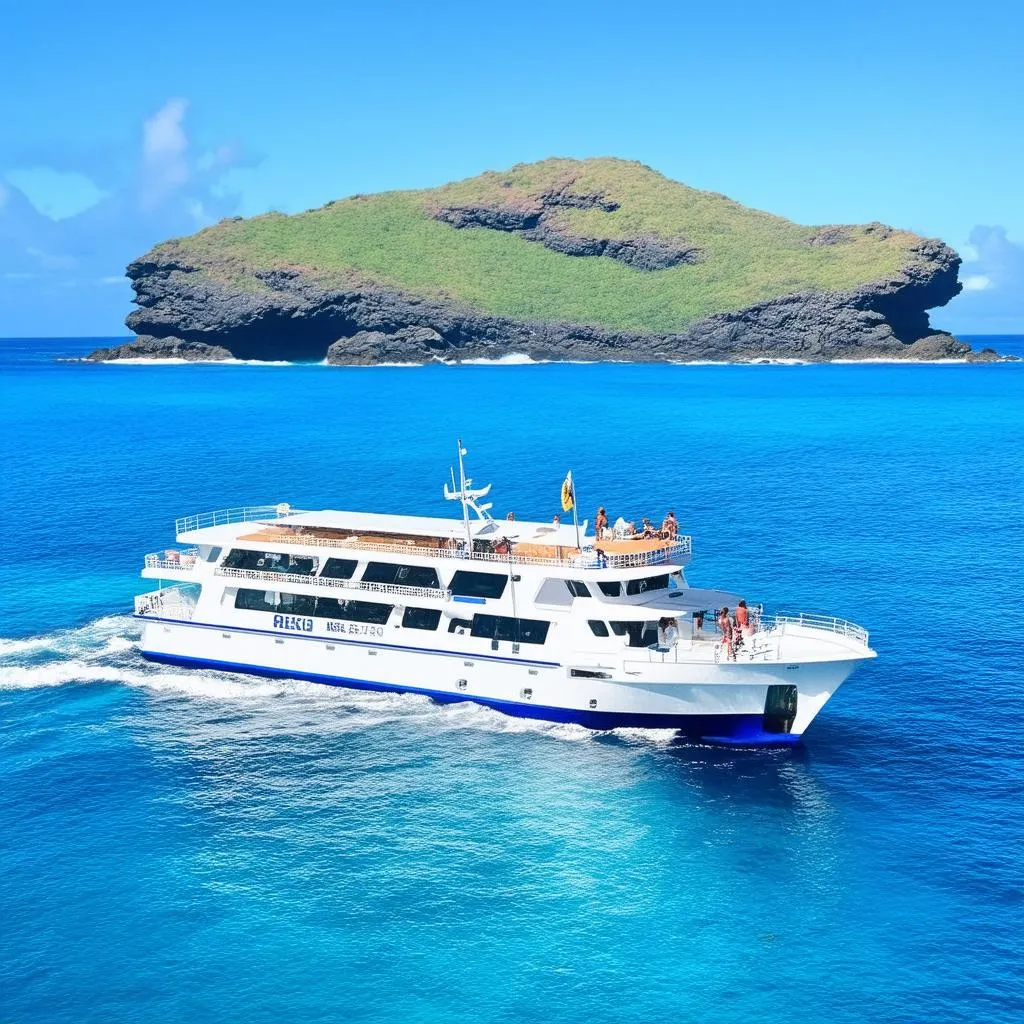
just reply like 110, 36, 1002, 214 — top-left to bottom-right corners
1, 337, 1022, 1023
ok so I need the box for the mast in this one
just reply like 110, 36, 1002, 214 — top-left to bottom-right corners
457, 438, 472, 551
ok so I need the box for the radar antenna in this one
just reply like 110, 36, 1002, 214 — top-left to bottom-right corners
443, 439, 493, 549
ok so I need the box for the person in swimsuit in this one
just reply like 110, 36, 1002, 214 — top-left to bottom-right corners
717, 606, 735, 660
735, 600, 754, 640
595, 507, 608, 540
640, 517, 656, 538
661, 511, 678, 539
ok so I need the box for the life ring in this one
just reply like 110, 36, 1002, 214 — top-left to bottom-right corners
560, 479, 573, 512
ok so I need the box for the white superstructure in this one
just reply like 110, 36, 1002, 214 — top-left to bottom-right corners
134, 449, 875, 745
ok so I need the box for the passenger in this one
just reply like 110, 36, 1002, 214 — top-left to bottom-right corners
657, 616, 679, 650
717, 606, 735, 661
595, 548, 608, 568
595, 506, 608, 539
735, 600, 754, 640
552, 514, 561, 527
506, 511, 515, 522
640, 517, 656, 538
661, 510, 679, 540
693, 609, 705, 632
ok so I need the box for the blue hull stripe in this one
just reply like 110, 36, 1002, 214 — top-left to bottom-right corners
134, 614, 560, 668
140, 650, 801, 745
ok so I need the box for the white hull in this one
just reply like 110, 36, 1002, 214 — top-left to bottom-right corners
140, 615, 863, 743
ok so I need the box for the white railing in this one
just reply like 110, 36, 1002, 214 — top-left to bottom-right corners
175, 505, 307, 535
763, 613, 870, 647
214, 565, 451, 601
144, 547, 199, 571
239, 531, 692, 570
134, 585, 197, 621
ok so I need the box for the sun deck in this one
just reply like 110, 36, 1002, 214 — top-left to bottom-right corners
175, 505, 692, 570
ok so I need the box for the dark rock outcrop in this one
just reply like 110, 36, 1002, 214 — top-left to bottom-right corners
327, 327, 450, 365
86, 334, 232, 361
430, 176, 699, 271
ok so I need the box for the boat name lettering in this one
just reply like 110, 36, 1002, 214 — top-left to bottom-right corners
273, 614, 314, 633
326, 621, 385, 638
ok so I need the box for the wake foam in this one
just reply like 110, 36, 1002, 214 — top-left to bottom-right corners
0, 616, 673, 748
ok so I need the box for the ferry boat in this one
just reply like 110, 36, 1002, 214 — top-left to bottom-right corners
133, 445, 875, 745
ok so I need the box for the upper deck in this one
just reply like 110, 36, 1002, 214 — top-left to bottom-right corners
175, 504, 692, 571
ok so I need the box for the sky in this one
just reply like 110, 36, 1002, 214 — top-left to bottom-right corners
1, 0, 1021, 337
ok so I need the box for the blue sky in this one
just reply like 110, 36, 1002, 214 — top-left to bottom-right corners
1, 0, 1021, 336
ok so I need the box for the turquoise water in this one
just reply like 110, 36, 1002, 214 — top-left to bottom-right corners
1, 338, 1022, 1023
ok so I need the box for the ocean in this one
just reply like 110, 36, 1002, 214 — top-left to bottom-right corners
1, 336, 1022, 1024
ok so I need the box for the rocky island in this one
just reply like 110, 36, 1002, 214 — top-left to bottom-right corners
91, 158, 993, 364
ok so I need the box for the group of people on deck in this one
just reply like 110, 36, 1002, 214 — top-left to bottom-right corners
594, 507, 679, 542
651, 601, 755, 660
715, 601, 754, 660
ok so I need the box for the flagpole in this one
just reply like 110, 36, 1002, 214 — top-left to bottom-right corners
570, 470, 581, 550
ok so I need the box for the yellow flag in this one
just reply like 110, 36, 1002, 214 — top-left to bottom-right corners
560, 471, 574, 512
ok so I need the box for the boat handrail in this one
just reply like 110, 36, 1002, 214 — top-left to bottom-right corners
761, 612, 870, 647
241, 533, 692, 570
134, 585, 197, 621
214, 566, 452, 601
145, 547, 199, 570
175, 505, 308, 535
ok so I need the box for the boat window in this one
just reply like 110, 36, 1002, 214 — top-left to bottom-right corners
222, 549, 317, 575
625, 574, 670, 596
597, 581, 622, 597
565, 580, 591, 598
362, 562, 440, 589
588, 620, 609, 637
470, 614, 550, 645
321, 558, 358, 580
448, 570, 508, 599
609, 621, 659, 647
570, 668, 611, 679
235, 588, 276, 612
313, 597, 393, 624
402, 607, 441, 631
234, 588, 316, 614
448, 617, 473, 634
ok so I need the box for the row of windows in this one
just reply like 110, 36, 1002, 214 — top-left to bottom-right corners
224, 551, 667, 605
233, 588, 549, 643
234, 588, 393, 624
224, 551, 505, 597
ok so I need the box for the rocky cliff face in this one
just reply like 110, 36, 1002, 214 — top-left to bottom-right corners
111, 237, 968, 364
97, 158, 978, 364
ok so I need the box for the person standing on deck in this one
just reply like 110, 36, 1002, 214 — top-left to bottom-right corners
717, 606, 735, 661
595, 507, 608, 540
735, 600, 754, 640
661, 511, 679, 540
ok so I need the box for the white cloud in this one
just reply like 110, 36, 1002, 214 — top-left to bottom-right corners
958, 243, 979, 263
99, 275, 127, 285
141, 98, 190, 210
962, 274, 992, 291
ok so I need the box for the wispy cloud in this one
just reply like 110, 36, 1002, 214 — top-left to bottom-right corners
939, 226, 1024, 332
140, 98, 190, 211
0, 99, 256, 334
